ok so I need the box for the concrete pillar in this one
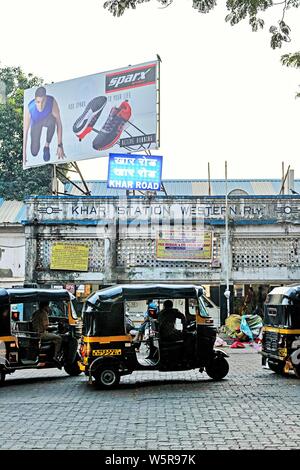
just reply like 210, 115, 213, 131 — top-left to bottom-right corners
104, 225, 117, 283
24, 223, 39, 284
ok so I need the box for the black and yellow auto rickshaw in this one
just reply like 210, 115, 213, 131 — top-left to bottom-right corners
78, 284, 229, 388
261, 285, 300, 377
0, 287, 82, 385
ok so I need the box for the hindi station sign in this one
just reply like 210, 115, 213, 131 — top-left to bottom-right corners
107, 153, 163, 190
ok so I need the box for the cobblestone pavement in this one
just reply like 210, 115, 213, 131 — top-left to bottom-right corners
0, 349, 300, 450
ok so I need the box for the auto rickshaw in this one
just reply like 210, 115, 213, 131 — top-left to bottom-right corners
261, 285, 300, 377
78, 284, 229, 388
0, 287, 82, 385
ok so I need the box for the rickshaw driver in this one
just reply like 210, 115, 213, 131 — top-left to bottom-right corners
32, 301, 63, 364
158, 299, 187, 341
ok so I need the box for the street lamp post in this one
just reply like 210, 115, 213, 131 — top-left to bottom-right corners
224, 161, 230, 317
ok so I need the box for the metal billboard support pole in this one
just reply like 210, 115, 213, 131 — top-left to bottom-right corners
52, 161, 91, 196
156, 54, 161, 149
51, 164, 58, 195
72, 162, 91, 195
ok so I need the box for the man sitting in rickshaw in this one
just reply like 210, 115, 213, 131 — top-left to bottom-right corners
158, 299, 187, 342
32, 301, 63, 365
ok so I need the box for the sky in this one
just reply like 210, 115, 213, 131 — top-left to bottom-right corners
1, 0, 300, 181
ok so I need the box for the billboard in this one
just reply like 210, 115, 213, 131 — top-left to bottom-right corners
107, 153, 163, 190
156, 232, 212, 261
23, 60, 158, 169
50, 243, 89, 271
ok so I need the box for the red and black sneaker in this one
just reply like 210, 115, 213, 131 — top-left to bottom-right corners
92, 100, 131, 151
73, 96, 107, 141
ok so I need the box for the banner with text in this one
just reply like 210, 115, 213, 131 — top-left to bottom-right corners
156, 231, 212, 261
50, 243, 89, 271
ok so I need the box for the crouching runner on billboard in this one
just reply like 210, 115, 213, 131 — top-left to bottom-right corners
23, 86, 66, 164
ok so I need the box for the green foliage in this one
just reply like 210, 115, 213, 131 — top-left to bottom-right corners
281, 51, 300, 68
0, 66, 52, 201
281, 51, 300, 98
103, 0, 300, 49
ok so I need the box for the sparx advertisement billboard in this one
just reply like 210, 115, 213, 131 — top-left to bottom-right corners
23, 60, 158, 169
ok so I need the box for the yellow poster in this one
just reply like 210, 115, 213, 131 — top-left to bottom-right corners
50, 243, 89, 271
156, 231, 212, 261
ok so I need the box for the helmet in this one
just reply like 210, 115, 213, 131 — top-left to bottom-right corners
148, 302, 158, 310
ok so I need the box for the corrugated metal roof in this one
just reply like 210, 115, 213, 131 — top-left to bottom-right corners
163, 180, 191, 195
64, 179, 300, 197
250, 181, 278, 195
191, 181, 210, 195
0, 200, 25, 224
65, 181, 125, 197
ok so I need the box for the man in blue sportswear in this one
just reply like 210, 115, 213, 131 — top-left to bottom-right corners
23, 86, 66, 163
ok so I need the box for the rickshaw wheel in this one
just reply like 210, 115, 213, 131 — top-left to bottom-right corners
205, 357, 229, 381
0, 371, 5, 386
267, 360, 285, 375
95, 367, 120, 389
64, 361, 82, 376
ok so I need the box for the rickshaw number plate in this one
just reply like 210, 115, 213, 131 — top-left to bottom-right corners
92, 349, 122, 356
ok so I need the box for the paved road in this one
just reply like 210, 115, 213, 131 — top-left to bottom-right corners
1, 349, 300, 450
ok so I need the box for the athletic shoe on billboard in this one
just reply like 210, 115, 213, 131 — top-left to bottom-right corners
92, 100, 131, 151
73, 96, 107, 140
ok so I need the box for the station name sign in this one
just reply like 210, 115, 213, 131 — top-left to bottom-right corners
30, 199, 299, 223
107, 153, 163, 191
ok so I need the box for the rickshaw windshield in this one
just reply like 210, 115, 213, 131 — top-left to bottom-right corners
198, 297, 209, 317
49, 300, 77, 320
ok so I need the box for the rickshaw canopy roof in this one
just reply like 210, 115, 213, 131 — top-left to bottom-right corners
266, 285, 300, 304
87, 284, 204, 306
0, 288, 72, 305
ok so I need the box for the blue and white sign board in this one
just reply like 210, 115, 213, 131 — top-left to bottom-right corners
107, 153, 163, 190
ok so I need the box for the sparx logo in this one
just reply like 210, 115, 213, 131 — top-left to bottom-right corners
105, 63, 156, 93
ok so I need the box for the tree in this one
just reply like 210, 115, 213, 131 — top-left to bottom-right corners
103, 0, 300, 49
0, 66, 52, 201
281, 51, 300, 97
